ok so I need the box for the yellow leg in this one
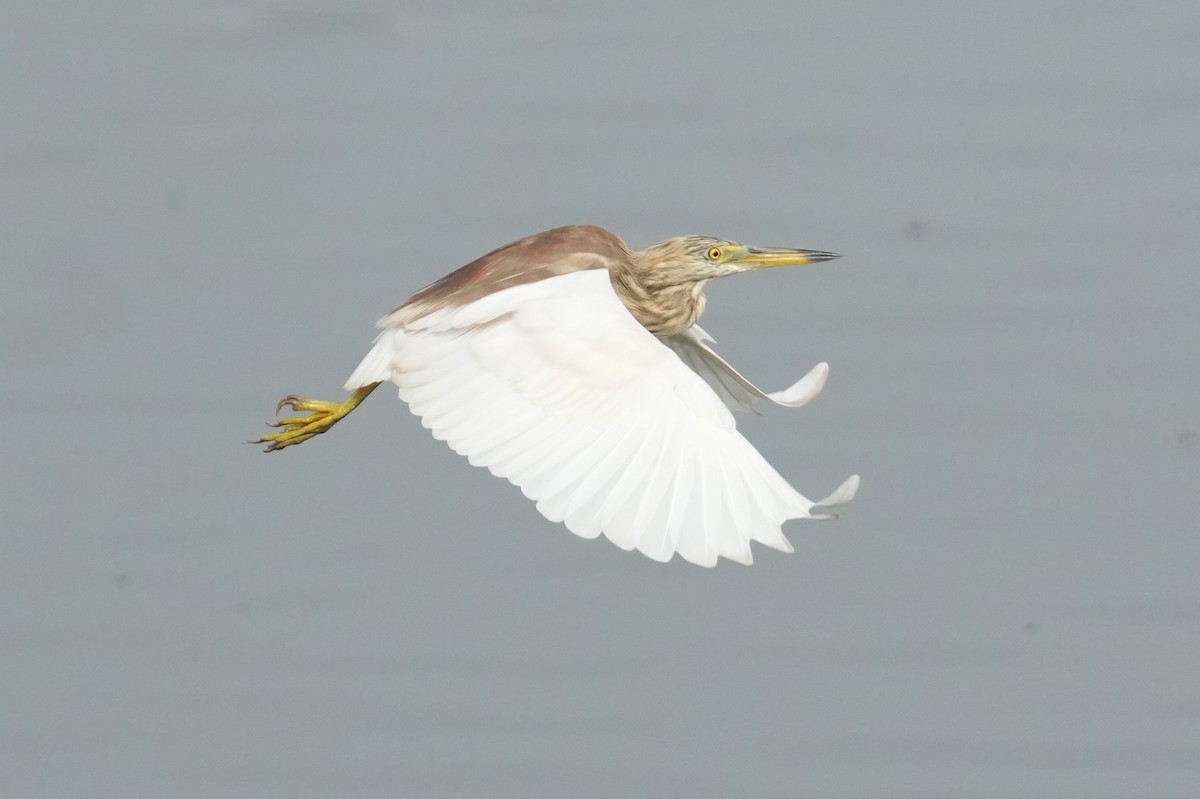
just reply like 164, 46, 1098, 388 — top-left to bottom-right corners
257, 382, 381, 451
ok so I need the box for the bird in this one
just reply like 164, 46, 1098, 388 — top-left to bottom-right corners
258, 225, 859, 567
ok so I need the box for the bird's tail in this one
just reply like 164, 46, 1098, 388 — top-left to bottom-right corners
344, 329, 403, 390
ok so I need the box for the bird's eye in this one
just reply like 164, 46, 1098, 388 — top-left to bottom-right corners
706, 247, 722, 261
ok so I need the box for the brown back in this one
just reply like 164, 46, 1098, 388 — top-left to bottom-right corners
380, 225, 631, 328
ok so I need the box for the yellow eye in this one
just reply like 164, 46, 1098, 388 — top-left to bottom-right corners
706, 247, 722, 261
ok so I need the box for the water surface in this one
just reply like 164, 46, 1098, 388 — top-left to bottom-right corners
3, 2, 1198, 797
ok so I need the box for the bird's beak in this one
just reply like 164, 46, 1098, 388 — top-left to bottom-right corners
732, 246, 841, 270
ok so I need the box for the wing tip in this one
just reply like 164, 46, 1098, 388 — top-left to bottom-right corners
815, 473, 860, 509
767, 362, 829, 408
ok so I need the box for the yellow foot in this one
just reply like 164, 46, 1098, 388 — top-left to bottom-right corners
257, 382, 380, 452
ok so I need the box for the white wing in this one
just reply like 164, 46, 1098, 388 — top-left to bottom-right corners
346, 270, 858, 567
662, 326, 829, 413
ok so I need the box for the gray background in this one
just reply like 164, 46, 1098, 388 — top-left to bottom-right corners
3, 2, 1198, 797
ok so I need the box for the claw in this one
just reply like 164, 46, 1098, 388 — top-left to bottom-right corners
256, 382, 381, 452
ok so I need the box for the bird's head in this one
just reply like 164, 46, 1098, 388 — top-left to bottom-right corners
616, 233, 841, 335
638, 236, 840, 285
